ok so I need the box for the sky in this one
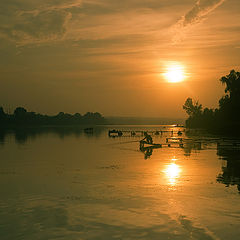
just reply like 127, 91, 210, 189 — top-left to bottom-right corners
1, 0, 240, 118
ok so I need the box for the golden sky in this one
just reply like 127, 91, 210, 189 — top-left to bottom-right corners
1, 0, 240, 117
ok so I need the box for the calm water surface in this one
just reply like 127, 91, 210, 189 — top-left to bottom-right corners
0, 125, 240, 240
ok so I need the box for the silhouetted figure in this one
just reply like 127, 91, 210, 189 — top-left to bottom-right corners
142, 132, 153, 144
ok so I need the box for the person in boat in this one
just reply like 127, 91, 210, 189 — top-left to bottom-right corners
142, 132, 153, 144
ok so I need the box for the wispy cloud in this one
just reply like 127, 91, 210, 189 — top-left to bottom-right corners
0, 0, 82, 46
0, 0, 192, 46
0, 0, 228, 48
180, 0, 225, 27
173, 0, 226, 42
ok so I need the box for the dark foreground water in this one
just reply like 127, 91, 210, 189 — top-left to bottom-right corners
0, 125, 240, 240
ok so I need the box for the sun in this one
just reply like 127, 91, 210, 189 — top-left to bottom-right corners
163, 64, 186, 83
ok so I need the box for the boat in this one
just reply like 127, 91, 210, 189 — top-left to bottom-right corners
108, 129, 123, 137
84, 127, 94, 133
140, 141, 163, 149
140, 140, 184, 149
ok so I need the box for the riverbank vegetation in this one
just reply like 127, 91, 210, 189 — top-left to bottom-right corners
183, 69, 240, 133
0, 107, 105, 126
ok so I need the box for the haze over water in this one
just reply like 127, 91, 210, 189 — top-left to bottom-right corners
0, 125, 240, 240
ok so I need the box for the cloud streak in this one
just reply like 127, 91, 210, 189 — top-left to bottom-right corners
180, 0, 225, 27
172, 0, 226, 42
0, 0, 227, 47
0, 0, 82, 46
179, 0, 225, 27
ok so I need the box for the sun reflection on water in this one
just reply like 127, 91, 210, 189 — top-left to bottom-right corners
163, 158, 181, 186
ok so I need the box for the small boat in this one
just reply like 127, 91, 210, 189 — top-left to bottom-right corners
140, 141, 184, 149
140, 141, 162, 149
108, 129, 123, 137
166, 137, 183, 143
84, 127, 94, 133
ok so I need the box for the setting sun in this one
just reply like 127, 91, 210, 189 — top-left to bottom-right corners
163, 64, 186, 83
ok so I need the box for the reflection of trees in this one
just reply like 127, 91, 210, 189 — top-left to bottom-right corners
0, 127, 105, 145
183, 130, 205, 156
139, 140, 202, 159
0, 129, 6, 145
217, 146, 240, 193
182, 141, 202, 156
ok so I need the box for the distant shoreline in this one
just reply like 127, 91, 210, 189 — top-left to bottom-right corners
0, 123, 185, 129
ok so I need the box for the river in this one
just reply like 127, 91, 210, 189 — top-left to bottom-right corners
0, 125, 239, 240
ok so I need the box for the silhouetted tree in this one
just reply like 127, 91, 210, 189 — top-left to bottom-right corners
218, 70, 240, 122
14, 107, 28, 124
82, 112, 105, 124
14, 107, 27, 116
183, 69, 240, 132
220, 69, 240, 98
0, 106, 105, 126
183, 98, 202, 117
183, 98, 204, 128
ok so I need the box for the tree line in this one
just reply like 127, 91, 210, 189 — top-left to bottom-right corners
183, 69, 240, 132
0, 107, 105, 126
